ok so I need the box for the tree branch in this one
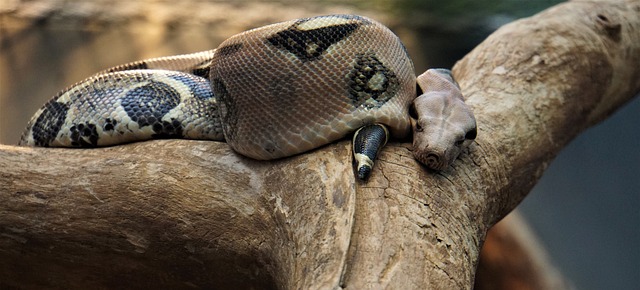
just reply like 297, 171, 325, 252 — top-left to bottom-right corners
453, 0, 640, 224
1, 0, 638, 288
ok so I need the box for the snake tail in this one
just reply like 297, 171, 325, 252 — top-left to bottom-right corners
352, 123, 389, 180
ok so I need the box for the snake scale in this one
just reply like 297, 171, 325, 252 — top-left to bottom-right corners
19, 14, 477, 180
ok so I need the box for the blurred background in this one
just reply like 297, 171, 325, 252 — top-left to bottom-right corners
1, 0, 638, 289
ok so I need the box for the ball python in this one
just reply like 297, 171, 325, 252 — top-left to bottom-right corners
19, 14, 477, 180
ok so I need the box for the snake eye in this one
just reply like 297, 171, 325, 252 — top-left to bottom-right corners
465, 127, 477, 140
409, 103, 418, 119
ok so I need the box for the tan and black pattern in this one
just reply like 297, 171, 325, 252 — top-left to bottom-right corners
101, 50, 215, 79
20, 70, 222, 147
265, 15, 365, 61
346, 52, 400, 109
209, 14, 415, 160
19, 15, 475, 180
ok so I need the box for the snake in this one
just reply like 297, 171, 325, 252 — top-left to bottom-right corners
19, 14, 477, 180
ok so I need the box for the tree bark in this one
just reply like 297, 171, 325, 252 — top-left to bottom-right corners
1, 0, 638, 289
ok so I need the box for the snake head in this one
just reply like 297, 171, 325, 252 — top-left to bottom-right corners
410, 69, 477, 171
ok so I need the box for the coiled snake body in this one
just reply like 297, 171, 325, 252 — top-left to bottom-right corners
20, 15, 477, 180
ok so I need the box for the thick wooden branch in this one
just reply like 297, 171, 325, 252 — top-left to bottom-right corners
1, 141, 355, 289
453, 0, 640, 225
1, 0, 638, 289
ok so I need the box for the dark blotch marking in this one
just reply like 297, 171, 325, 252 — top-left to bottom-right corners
69, 123, 99, 147
151, 119, 183, 139
103, 118, 117, 132
30, 100, 69, 147
346, 53, 399, 109
212, 78, 237, 140
211, 78, 238, 140
217, 43, 243, 57
190, 58, 213, 79
266, 16, 362, 61
192, 67, 210, 79
120, 80, 182, 137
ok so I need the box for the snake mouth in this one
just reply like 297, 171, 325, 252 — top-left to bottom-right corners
414, 150, 448, 171
424, 153, 441, 169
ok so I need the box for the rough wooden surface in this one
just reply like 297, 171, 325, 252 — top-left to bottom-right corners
1, 0, 638, 289
1, 141, 355, 289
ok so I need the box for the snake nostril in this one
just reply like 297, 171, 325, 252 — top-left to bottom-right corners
425, 153, 440, 166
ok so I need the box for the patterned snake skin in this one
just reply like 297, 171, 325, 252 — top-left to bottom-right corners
19, 14, 476, 178
19, 15, 415, 159
210, 15, 414, 160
